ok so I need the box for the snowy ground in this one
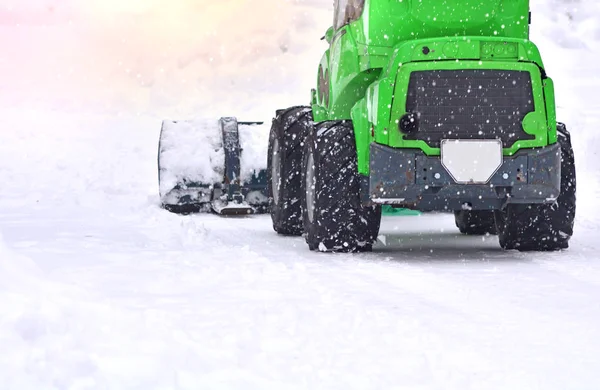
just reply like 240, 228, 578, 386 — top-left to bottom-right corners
2, 1, 600, 389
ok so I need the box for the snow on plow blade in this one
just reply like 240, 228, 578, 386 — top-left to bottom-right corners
158, 117, 269, 216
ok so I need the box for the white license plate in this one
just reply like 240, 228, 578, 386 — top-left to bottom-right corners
441, 139, 503, 184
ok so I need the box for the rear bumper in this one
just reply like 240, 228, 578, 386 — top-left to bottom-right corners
364, 143, 561, 211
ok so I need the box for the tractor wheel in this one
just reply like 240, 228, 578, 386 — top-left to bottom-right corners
495, 123, 576, 251
454, 210, 497, 235
268, 106, 313, 236
302, 120, 381, 252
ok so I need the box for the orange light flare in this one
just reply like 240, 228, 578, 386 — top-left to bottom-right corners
0, 0, 326, 113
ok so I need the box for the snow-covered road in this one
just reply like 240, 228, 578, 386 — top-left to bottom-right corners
1, 108, 599, 389
2, 0, 600, 388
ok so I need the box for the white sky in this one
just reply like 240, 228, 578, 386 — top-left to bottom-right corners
0, 0, 332, 117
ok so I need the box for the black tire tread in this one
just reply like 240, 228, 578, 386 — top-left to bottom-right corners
268, 106, 313, 236
494, 123, 576, 251
303, 120, 381, 252
454, 210, 497, 235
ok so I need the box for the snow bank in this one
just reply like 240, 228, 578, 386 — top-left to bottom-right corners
0, 232, 91, 390
0, 109, 160, 211
532, 0, 600, 50
0, 228, 215, 390
0, 233, 44, 292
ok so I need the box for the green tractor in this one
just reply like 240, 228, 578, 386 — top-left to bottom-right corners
267, 0, 576, 252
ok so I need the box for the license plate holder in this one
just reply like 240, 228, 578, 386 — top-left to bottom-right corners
440, 139, 503, 184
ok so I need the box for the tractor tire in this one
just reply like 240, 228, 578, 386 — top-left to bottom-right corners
268, 106, 313, 236
302, 120, 381, 252
454, 210, 497, 235
494, 123, 576, 251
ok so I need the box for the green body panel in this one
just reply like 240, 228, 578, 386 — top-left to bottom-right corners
543, 77, 558, 145
353, 0, 529, 47
311, 0, 557, 176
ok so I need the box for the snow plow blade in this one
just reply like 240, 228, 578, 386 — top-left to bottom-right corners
158, 117, 269, 215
